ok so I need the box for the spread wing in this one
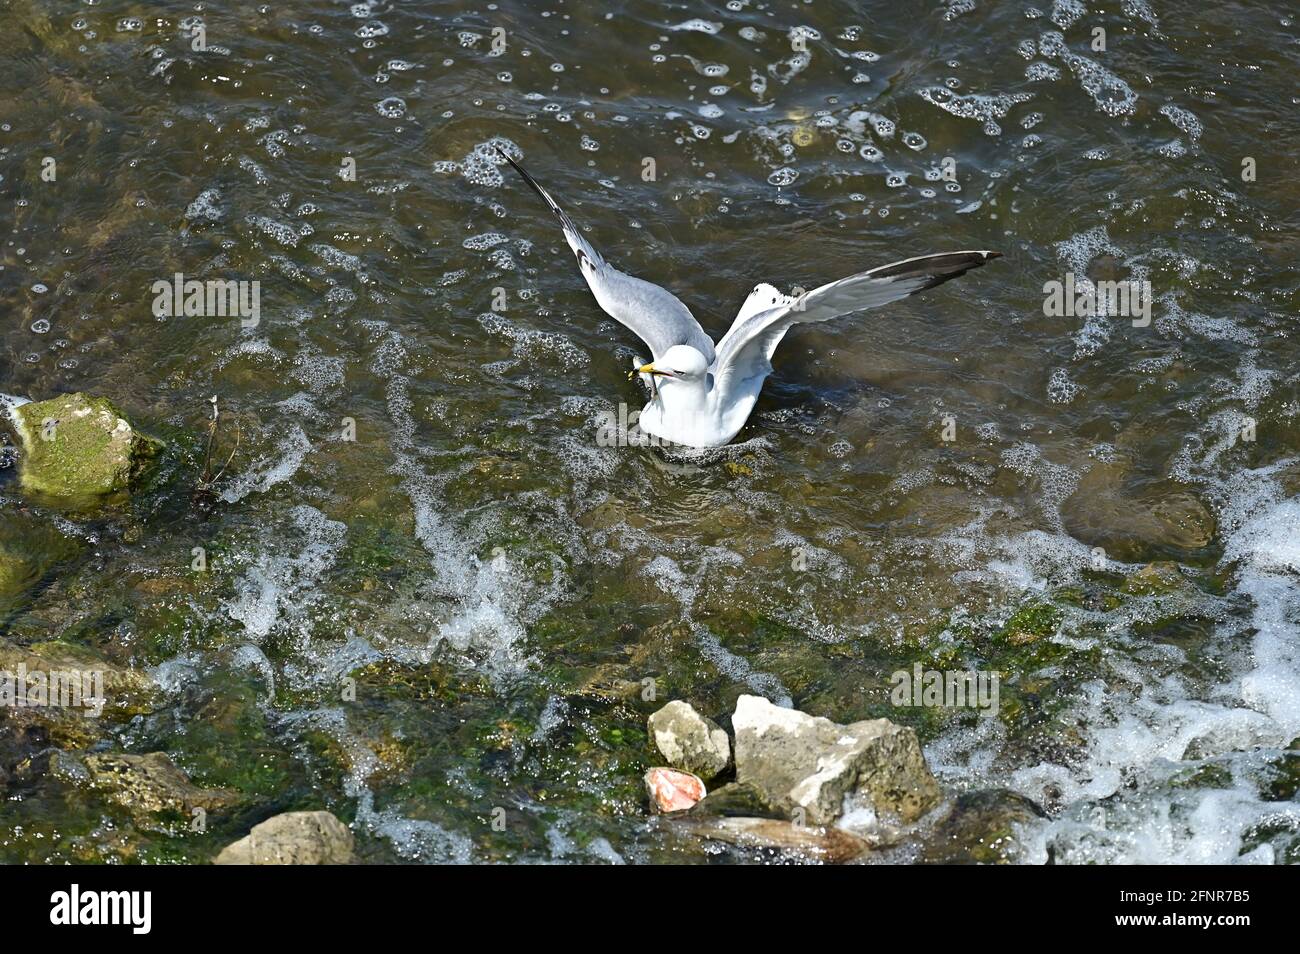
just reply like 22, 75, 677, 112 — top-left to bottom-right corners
712, 250, 1000, 403
495, 147, 715, 363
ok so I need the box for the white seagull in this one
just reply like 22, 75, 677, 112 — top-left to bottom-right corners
496, 147, 999, 448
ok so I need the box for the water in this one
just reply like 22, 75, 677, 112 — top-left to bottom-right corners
1, 0, 1298, 863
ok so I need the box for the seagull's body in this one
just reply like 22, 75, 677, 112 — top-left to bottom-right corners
496, 147, 999, 448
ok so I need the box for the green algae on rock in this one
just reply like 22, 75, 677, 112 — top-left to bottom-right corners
917, 789, 1046, 864
8, 392, 161, 501
0, 638, 159, 757
0, 511, 80, 607
82, 752, 239, 821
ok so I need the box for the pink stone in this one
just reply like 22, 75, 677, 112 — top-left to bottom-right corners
645, 767, 706, 813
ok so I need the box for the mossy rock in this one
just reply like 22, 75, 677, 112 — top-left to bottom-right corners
0, 638, 159, 755
1261, 752, 1300, 802
0, 510, 81, 605
9, 393, 161, 502
0, 639, 158, 714
1170, 762, 1234, 791
1122, 561, 1189, 596
997, 603, 1063, 647
82, 752, 239, 823
918, 789, 1046, 864
0, 542, 35, 599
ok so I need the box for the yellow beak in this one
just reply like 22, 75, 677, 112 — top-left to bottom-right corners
627, 362, 669, 380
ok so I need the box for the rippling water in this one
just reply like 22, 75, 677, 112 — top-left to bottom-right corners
2, 0, 1299, 863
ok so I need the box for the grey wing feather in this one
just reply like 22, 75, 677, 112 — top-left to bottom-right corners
496, 147, 714, 363
714, 250, 1000, 400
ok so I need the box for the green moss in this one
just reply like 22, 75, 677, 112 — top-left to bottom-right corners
0, 638, 159, 722
1261, 753, 1300, 802
11, 393, 161, 502
997, 603, 1063, 646
1123, 562, 1188, 596
1171, 762, 1234, 790
0, 510, 82, 606
1239, 817, 1300, 863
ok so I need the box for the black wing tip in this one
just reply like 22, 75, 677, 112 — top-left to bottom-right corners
866, 250, 1001, 297
493, 143, 566, 217
871, 250, 1000, 288
492, 144, 525, 176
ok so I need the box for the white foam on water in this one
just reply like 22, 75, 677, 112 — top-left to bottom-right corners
694, 625, 793, 707
942, 0, 977, 20
309, 243, 366, 277
220, 424, 313, 503
924, 366, 1300, 862
1155, 291, 1257, 344
185, 187, 223, 222
1052, 224, 1125, 357
532, 696, 570, 742
540, 819, 628, 864
215, 337, 284, 370
280, 708, 475, 863
1051, 0, 1086, 29
476, 312, 590, 370
916, 87, 1033, 137
669, 19, 722, 34
999, 443, 1080, 532
1216, 462, 1300, 734
1121, 0, 1160, 32
1025, 61, 1061, 82
1159, 103, 1203, 142
459, 136, 522, 188
245, 214, 301, 248
1046, 366, 1080, 404
644, 554, 694, 610
224, 504, 346, 641
230, 643, 277, 702
292, 351, 347, 393
1038, 31, 1138, 117
373, 338, 567, 681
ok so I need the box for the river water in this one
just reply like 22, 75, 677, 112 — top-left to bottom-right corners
1, 0, 1298, 863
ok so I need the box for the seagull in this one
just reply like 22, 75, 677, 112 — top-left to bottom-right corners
495, 147, 999, 448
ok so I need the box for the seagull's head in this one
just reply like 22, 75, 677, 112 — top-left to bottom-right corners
630, 344, 709, 386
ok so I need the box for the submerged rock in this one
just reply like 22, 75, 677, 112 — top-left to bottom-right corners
1122, 561, 1189, 596
647, 700, 730, 781
0, 537, 42, 601
7, 392, 160, 501
1149, 492, 1216, 549
83, 752, 237, 819
683, 815, 869, 864
0, 638, 158, 723
917, 789, 1046, 864
644, 766, 706, 813
732, 694, 940, 826
214, 811, 354, 865
1062, 463, 1216, 557
0, 639, 160, 760
0, 511, 82, 608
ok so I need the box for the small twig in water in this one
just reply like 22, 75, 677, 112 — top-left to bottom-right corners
193, 396, 238, 505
